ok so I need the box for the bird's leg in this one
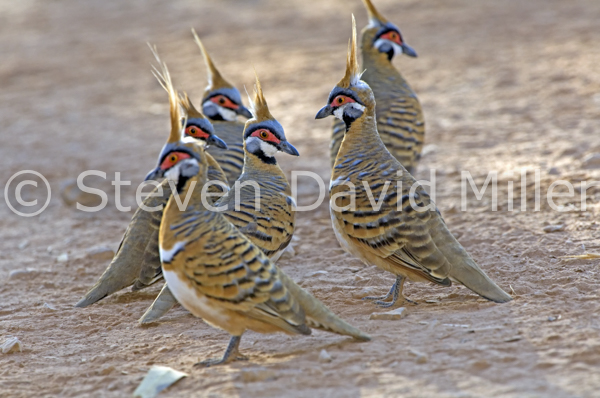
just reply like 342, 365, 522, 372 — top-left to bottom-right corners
362, 278, 398, 302
366, 276, 418, 308
194, 335, 248, 367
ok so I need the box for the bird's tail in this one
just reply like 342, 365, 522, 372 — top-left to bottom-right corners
432, 219, 512, 303
279, 272, 371, 341
138, 283, 178, 324
75, 183, 170, 307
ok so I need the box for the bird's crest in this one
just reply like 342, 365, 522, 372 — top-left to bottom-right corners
179, 91, 205, 119
192, 28, 234, 91
148, 44, 184, 144
338, 15, 363, 88
248, 68, 274, 121
362, 0, 388, 26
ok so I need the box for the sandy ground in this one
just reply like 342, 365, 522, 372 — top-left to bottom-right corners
1, 0, 600, 397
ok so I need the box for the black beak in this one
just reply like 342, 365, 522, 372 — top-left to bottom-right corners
315, 105, 333, 119
144, 167, 164, 181
236, 105, 253, 119
402, 43, 417, 57
278, 141, 300, 156
207, 135, 228, 149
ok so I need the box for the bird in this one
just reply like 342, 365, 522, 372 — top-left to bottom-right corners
139, 71, 300, 324
315, 16, 512, 308
330, 0, 424, 174
144, 80, 370, 366
192, 29, 252, 184
75, 48, 230, 308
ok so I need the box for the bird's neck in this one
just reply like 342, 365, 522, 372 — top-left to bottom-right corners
164, 172, 210, 216
334, 108, 389, 171
362, 49, 405, 82
241, 151, 287, 181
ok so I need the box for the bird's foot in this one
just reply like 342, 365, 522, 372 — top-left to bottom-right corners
193, 355, 247, 367
374, 300, 395, 308
194, 336, 246, 367
373, 296, 418, 308
362, 294, 391, 302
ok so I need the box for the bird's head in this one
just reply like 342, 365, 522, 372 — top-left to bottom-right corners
179, 92, 228, 149
145, 46, 207, 189
361, 0, 417, 62
242, 70, 299, 164
192, 29, 253, 121
316, 15, 375, 128
146, 141, 206, 191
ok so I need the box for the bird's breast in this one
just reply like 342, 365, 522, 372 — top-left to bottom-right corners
163, 269, 233, 330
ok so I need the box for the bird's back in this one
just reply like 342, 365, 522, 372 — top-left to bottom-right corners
207, 120, 246, 183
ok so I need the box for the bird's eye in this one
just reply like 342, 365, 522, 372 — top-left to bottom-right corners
218, 97, 226, 105
160, 151, 192, 170
331, 95, 356, 107
185, 125, 209, 139
380, 30, 402, 44
250, 128, 280, 144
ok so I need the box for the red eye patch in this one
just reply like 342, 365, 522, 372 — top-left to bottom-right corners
185, 125, 209, 140
250, 129, 280, 144
210, 95, 239, 110
330, 95, 356, 108
160, 151, 191, 170
379, 31, 402, 45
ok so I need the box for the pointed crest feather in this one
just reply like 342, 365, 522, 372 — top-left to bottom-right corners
362, 0, 388, 25
339, 15, 361, 88
249, 68, 274, 121
179, 91, 204, 119
191, 28, 234, 92
148, 44, 184, 144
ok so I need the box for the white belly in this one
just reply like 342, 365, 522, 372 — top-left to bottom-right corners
163, 270, 230, 326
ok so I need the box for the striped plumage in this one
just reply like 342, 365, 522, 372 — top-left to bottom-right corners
316, 17, 511, 308
150, 138, 369, 366
192, 29, 252, 184
206, 121, 246, 184
330, 0, 424, 174
140, 72, 299, 324
75, 52, 229, 308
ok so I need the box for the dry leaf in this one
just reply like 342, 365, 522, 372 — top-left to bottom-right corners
133, 365, 187, 398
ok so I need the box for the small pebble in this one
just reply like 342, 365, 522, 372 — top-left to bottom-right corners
18, 240, 29, 250
43, 302, 57, 311
582, 153, 600, 169
548, 315, 561, 322
57, 253, 69, 263
369, 307, 407, 321
548, 167, 560, 175
504, 336, 522, 343
99, 365, 116, 376
306, 270, 328, 277
408, 349, 428, 364
318, 349, 332, 363
352, 287, 377, 299
543, 224, 565, 233
1, 337, 23, 354
8, 269, 36, 280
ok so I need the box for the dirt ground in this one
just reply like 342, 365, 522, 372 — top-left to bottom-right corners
1, 0, 600, 397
